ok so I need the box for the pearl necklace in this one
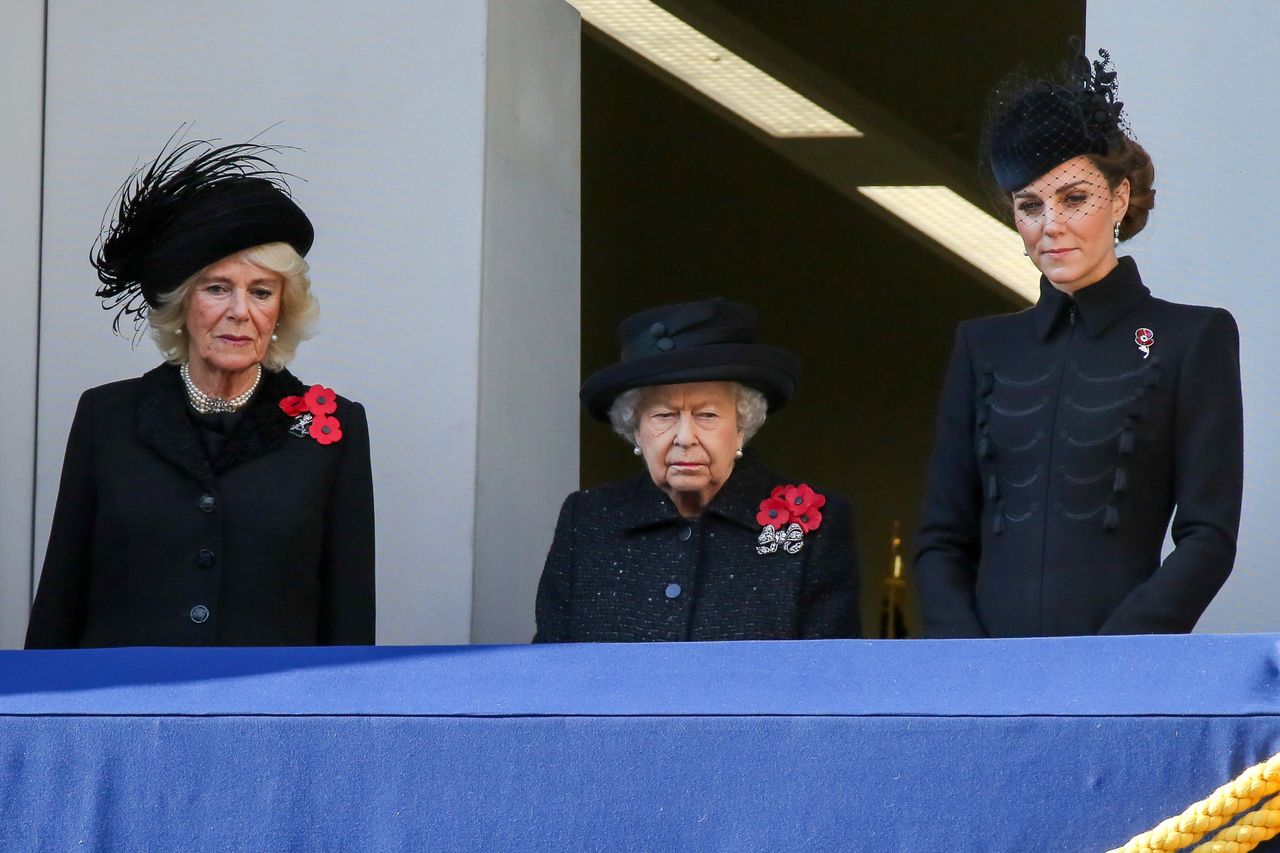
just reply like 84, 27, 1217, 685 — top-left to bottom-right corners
181, 363, 262, 414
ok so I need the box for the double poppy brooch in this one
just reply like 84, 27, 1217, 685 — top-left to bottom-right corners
279, 385, 343, 445
755, 484, 825, 555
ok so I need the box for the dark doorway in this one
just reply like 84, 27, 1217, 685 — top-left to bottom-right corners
579, 2, 1085, 634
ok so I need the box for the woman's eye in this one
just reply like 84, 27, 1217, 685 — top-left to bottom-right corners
696, 412, 719, 422
1016, 201, 1042, 214
252, 289, 276, 300
1064, 192, 1089, 205
204, 284, 227, 295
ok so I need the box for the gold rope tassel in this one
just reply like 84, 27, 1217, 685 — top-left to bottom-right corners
1107, 752, 1280, 853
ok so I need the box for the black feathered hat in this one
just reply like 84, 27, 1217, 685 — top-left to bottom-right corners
984, 38, 1128, 193
579, 299, 801, 421
92, 133, 314, 335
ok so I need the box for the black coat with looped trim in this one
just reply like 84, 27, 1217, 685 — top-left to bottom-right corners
915, 258, 1242, 637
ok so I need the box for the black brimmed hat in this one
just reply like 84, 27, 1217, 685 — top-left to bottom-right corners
579, 299, 801, 421
985, 38, 1128, 193
93, 134, 314, 335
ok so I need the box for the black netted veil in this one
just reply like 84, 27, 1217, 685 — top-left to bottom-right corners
984, 38, 1128, 194
92, 130, 313, 337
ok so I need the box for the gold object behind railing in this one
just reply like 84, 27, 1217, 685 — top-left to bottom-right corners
880, 521, 909, 639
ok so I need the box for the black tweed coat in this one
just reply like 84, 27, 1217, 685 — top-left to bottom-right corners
25, 363, 375, 648
915, 258, 1242, 637
534, 454, 860, 642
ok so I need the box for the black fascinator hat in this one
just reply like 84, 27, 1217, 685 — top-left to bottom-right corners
984, 38, 1128, 193
579, 299, 801, 421
92, 132, 314, 334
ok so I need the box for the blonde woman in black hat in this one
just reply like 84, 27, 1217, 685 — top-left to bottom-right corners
25, 138, 374, 648
534, 299, 860, 642
914, 43, 1242, 638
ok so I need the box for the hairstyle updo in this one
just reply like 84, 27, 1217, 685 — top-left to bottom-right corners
1087, 136, 1156, 241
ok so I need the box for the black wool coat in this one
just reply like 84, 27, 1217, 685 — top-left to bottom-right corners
534, 454, 860, 642
915, 258, 1242, 637
25, 364, 375, 648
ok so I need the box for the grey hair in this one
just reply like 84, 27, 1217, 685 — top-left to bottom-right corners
148, 242, 318, 372
608, 382, 768, 444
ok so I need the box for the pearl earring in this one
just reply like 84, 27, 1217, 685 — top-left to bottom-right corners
633, 446, 642, 456
1022, 248, 1029, 257
1113, 221, 1121, 246
735, 448, 743, 459
271, 333, 278, 342
175, 328, 183, 335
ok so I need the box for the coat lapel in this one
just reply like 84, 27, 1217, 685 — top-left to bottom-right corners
620, 453, 775, 533
214, 367, 305, 474
135, 365, 216, 487
705, 454, 774, 531
135, 364, 308, 484
623, 475, 682, 532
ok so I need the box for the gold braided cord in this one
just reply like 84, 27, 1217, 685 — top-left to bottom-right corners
1190, 792, 1280, 853
1107, 753, 1280, 853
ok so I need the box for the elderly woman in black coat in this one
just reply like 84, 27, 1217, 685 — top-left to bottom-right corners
534, 299, 860, 642
914, 43, 1242, 637
25, 137, 374, 648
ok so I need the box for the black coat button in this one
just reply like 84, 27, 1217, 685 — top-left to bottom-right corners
190, 605, 210, 624
665, 583, 682, 599
678, 526, 692, 542
196, 549, 215, 568
198, 494, 217, 512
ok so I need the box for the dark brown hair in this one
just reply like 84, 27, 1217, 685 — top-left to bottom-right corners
1086, 135, 1156, 241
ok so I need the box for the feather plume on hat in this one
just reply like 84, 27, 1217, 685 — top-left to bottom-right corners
92, 129, 313, 337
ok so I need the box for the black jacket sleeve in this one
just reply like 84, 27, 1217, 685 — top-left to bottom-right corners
1099, 309, 1242, 633
25, 391, 98, 649
317, 400, 376, 644
798, 492, 861, 638
533, 491, 578, 643
914, 325, 988, 638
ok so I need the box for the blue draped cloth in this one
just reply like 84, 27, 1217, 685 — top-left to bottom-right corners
1, 635, 1278, 851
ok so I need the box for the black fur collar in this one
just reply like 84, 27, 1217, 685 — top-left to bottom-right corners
135, 364, 307, 485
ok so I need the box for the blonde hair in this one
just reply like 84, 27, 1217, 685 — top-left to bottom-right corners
148, 242, 318, 371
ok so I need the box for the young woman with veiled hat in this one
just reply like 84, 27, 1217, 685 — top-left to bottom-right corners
914, 42, 1242, 637
25, 137, 374, 648
534, 299, 860, 642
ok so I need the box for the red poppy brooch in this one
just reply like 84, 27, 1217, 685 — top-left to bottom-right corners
1135, 327, 1154, 359
756, 484, 826, 555
279, 385, 343, 445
